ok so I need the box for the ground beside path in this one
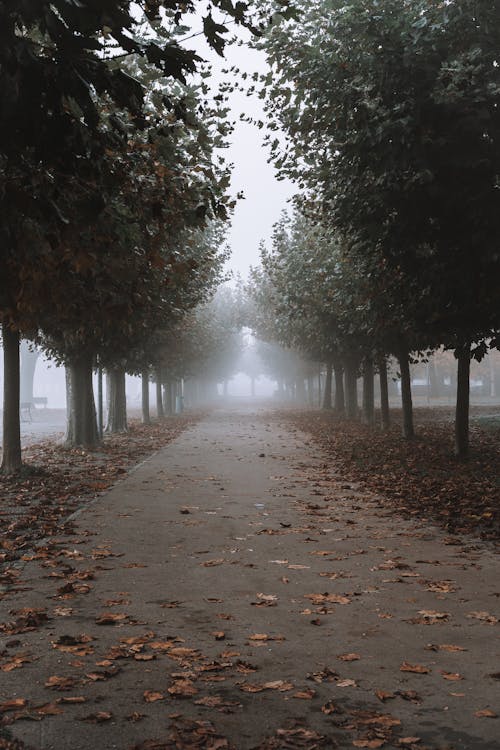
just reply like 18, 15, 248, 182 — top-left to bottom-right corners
0, 408, 498, 750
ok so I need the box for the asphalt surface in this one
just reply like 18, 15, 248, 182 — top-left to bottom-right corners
0, 407, 498, 749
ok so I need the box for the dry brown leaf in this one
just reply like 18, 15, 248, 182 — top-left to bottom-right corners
0, 654, 32, 671
143, 691, 165, 703
80, 711, 113, 723
467, 611, 498, 624
375, 690, 395, 702
167, 679, 198, 697
399, 739, 421, 746
292, 688, 316, 699
338, 653, 361, 662
35, 703, 63, 716
337, 679, 357, 687
211, 631, 225, 641
441, 671, 463, 681
400, 662, 431, 674
352, 740, 385, 749
201, 559, 225, 567
45, 676, 78, 690
304, 592, 350, 605
95, 612, 127, 625
321, 700, 337, 714
127, 712, 146, 722
474, 709, 498, 718
0, 698, 27, 713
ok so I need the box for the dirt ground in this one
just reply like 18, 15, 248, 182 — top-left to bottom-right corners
0, 407, 498, 750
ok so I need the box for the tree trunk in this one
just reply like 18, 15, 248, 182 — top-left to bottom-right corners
344, 356, 358, 420
164, 379, 174, 415
455, 345, 471, 459
97, 363, 104, 438
141, 369, 150, 425
223, 380, 229, 398
251, 376, 256, 398
378, 355, 390, 430
106, 368, 127, 433
1, 324, 22, 473
155, 367, 164, 418
322, 361, 333, 410
296, 377, 306, 404
20, 340, 39, 405
65, 352, 99, 447
362, 356, 375, 426
333, 357, 345, 415
398, 349, 414, 439
307, 376, 314, 406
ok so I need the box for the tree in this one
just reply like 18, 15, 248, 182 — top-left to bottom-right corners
0, 1, 295, 470
257, 0, 500, 454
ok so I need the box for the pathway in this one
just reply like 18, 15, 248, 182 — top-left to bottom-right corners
0, 407, 498, 749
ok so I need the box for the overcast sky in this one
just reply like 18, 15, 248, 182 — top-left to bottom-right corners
198, 36, 295, 279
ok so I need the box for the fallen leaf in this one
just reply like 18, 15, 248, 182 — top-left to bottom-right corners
321, 700, 337, 714
338, 653, 361, 662
467, 611, 498, 624
474, 709, 498, 718
95, 612, 127, 625
167, 679, 198, 697
80, 711, 112, 723
304, 592, 351, 605
0, 698, 27, 713
201, 559, 225, 567
441, 671, 463, 681
400, 662, 431, 674
143, 691, 165, 703
35, 703, 63, 716
292, 688, 316, 699
399, 739, 421, 746
375, 690, 395, 702
45, 676, 79, 690
211, 631, 226, 641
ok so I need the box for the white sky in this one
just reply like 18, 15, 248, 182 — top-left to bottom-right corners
194, 35, 294, 279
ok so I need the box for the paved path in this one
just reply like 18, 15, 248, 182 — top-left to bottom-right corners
1, 408, 498, 750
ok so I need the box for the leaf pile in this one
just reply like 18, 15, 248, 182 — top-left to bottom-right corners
279, 406, 500, 540
0, 414, 203, 566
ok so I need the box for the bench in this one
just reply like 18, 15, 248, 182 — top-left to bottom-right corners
33, 397, 48, 408
20, 402, 33, 422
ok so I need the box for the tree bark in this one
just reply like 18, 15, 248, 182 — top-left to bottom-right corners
398, 348, 414, 439
333, 357, 345, 415
1, 324, 22, 473
65, 352, 99, 447
362, 356, 375, 426
141, 369, 150, 425
344, 355, 358, 420
164, 379, 174, 415
378, 355, 390, 430
455, 345, 471, 459
155, 367, 164, 418
322, 361, 333, 410
295, 377, 306, 405
106, 367, 127, 433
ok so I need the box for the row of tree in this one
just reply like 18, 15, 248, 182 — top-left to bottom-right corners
245, 0, 500, 456
0, 1, 296, 473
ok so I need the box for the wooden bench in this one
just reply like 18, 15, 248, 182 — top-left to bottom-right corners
33, 396, 48, 408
